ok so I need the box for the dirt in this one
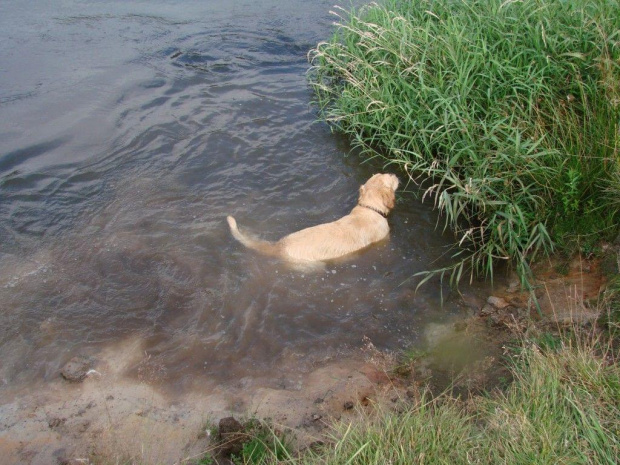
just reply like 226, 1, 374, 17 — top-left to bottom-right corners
0, 254, 609, 465
0, 334, 404, 465
399, 254, 609, 398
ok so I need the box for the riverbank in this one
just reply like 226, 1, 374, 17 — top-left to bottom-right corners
0, 334, 403, 464
2, 247, 615, 465
201, 249, 620, 465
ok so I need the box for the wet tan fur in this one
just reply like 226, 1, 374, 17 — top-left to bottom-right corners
226, 173, 399, 263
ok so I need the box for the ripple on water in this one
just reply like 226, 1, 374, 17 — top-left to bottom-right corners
0, 1, 481, 396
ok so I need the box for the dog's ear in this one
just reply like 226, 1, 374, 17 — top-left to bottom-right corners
381, 186, 396, 209
387, 174, 399, 191
359, 184, 366, 197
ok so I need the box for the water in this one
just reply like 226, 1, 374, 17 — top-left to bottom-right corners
0, 0, 475, 396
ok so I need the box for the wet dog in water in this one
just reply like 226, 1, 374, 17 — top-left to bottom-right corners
226, 173, 399, 263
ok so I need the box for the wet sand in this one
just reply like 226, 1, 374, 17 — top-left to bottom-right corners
0, 335, 402, 465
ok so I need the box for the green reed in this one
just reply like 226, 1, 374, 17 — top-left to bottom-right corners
309, 0, 620, 285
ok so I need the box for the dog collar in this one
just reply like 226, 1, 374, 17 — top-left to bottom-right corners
358, 203, 389, 218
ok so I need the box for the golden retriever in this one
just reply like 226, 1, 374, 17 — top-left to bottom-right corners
226, 173, 399, 263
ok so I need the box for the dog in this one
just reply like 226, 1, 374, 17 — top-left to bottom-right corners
226, 173, 399, 263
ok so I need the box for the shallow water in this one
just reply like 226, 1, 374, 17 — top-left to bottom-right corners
0, 0, 481, 395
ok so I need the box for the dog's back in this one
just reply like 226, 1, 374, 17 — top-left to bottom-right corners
277, 210, 388, 261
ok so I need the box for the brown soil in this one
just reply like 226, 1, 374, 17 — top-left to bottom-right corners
399, 254, 609, 398
0, 335, 403, 465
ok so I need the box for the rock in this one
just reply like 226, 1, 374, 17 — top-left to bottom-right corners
60, 356, 95, 382
479, 304, 495, 316
58, 459, 89, 465
219, 416, 243, 436
343, 401, 354, 410
217, 416, 245, 457
487, 296, 510, 309
460, 293, 485, 310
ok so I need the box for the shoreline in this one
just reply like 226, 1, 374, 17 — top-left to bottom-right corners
0, 252, 607, 464
0, 341, 401, 464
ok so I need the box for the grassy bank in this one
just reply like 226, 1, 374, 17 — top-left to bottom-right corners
306, 335, 620, 464
309, 0, 620, 285
200, 322, 619, 465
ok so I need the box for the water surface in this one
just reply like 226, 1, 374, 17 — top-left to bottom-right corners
0, 0, 474, 395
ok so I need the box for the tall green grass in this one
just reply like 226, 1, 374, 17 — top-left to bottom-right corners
309, 0, 620, 285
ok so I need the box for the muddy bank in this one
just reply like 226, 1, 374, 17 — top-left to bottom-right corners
0, 335, 402, 465
0, 253, 608, 465
401, 253, 608, 398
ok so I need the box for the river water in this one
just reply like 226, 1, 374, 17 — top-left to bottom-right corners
0, 0, 477, 396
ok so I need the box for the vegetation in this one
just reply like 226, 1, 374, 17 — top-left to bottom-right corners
309, 0, 620, 286
231, 419, 293, 465
194, 324, 619, 464
315, 332, 619, 464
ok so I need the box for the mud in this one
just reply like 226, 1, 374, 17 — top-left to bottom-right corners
400, 254, 608, 398
0, 336, 402, 465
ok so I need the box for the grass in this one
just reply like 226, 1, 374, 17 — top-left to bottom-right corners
231, 419, 293, 465
225, 327, 619, 464
308, 0, 620, 287
481, 335, 619, 464
305, 394, 476, 464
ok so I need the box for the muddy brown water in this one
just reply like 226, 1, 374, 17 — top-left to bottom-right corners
0, 0, 486, 399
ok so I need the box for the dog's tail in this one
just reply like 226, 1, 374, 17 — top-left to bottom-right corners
226, 216, 278, 255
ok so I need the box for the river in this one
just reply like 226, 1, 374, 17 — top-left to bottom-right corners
0, 0, 475, 400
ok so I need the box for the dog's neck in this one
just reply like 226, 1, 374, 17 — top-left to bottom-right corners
358, 203, 388, 218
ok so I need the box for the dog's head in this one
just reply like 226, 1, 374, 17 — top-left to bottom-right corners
358, 173, 399, 212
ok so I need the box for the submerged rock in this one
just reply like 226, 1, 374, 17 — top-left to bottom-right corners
60, 356, 95, 382
58, 459, 90, 465
487, 296, 510, 309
